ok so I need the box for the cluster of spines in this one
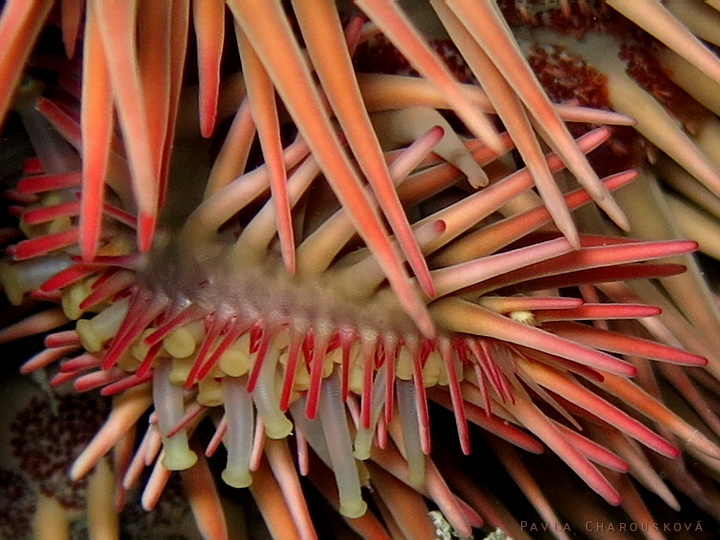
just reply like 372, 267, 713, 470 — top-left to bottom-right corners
3, 1, 720, 538
4, 220, 714, 524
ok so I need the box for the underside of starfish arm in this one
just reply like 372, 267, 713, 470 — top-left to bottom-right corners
225, 0, 434, 337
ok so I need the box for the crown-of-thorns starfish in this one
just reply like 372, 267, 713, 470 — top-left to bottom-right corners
3, 1, 720, 539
